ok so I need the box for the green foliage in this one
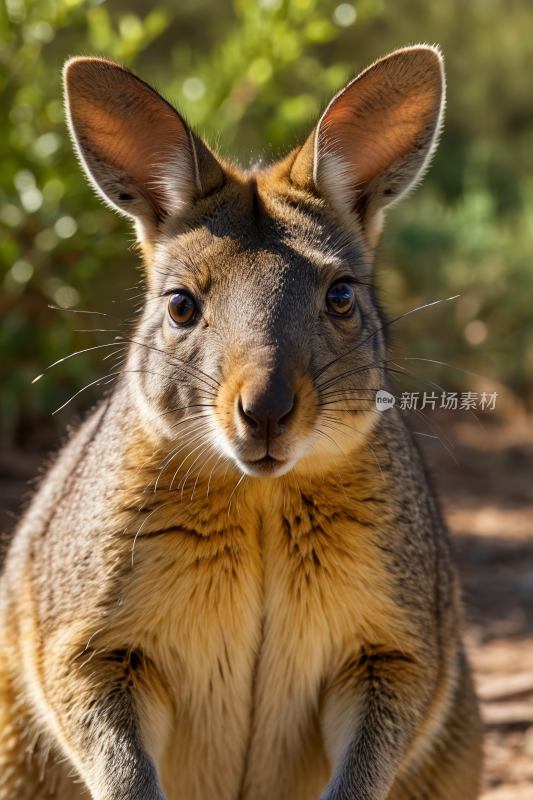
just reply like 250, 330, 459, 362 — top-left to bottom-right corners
1, 0, 533, 443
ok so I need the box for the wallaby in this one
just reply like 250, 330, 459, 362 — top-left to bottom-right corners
0, 46, 482, 799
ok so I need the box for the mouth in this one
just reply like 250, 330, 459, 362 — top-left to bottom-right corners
240, 453, 290, 477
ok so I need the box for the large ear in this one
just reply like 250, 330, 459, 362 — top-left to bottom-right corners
63, 57, 224, 239
290, 46, 445, 250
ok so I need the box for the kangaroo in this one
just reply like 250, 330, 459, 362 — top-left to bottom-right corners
0, 46, 482, 800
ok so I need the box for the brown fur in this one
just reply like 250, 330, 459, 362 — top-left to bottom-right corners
0, 47, 481, 799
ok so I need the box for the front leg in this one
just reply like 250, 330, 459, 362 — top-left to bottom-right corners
39, 647, 168, 800
321, 647, 433, 800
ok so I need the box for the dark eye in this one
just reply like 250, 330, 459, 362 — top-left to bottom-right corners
326, 282, 354, 315
168, 292, 196, 325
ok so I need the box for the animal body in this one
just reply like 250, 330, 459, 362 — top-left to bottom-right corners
0, 46, 482, 799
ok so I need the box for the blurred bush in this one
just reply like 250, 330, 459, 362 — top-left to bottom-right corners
1, 0, 533, 445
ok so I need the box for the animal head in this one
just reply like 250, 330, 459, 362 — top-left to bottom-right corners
64, 47, 444, 480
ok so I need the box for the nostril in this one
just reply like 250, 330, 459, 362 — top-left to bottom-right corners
238, 397, 255, 429
241, 401, 266, 436
238, 398, 266, 439
273, 400, 294, 429
269, 403, 294, 440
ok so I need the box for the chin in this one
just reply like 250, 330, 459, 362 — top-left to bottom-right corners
235, 454, 297, 479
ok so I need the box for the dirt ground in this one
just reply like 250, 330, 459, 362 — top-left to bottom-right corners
0, 410, 532, 798
417, 412, 533, 799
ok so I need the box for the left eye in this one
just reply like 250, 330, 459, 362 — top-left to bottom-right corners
326, 282, 354, 315
168, 292, 196, 325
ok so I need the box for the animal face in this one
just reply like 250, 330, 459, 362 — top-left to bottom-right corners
134, 187, 383, 478
64, 48, 444, 478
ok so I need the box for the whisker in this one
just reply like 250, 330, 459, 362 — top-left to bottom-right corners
398, 356, 485, 381
317, 399, 375, 407
165, 416, 214, 448
180, 443, 217, 499
164, 420, 214, 461
148, 404, 215, 424
167, 412, 214, 432
134, 450, 162, 479
102, 349, 124, 361
385, 366, 487, 441
155, 420, 214, 476
313, 295, 460, 381
317, 423, 358, 473
169, 432, 216, 491
155, 424, 215, 489
409, 407, 458, 465
51, 369, 213, 415
317, 380, 459, 464
33, 338, 220, 393
317, 384, 380, 398
207, 454, 226, 498
307, 443, 326, 489
314, 431, 349, 501
165, 434, 214, 493
317, 357, 399, 393
131, 503, 170, 568
318, 362, 438, 396
318, 353, 486, 402
227, 473, 245, 518
191, 444, 220, 500
48, 305, 124, 323
51, 374, 119, 414
319, 418, 384, 481
223, 462, 231, 485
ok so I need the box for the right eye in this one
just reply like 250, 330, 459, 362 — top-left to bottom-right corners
326, 282, 354, 316
168, 292, 196, 325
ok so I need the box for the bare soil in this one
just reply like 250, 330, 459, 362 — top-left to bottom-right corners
416, 412, 533, 799
1, 410, 532, 797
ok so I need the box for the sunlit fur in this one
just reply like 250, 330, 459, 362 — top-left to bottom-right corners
0, 48, 481, 800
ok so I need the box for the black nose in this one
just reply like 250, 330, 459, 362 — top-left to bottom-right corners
240, 391, 294, 440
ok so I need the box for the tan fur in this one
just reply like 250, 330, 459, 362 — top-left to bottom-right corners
0, 47, 481, 800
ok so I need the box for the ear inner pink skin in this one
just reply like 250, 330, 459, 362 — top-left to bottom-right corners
66, 59, 193, 214
322, 90, 436, 189
314, 48, 444, 217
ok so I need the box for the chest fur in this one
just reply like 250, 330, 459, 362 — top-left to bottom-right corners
112, 486, 404, 703
95, 483, 410, 799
